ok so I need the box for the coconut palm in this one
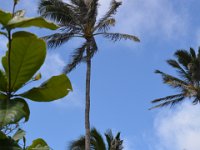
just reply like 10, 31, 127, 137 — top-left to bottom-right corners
68, 128, 123, 150
38, 0, 139, 149
150, 47, 200, 109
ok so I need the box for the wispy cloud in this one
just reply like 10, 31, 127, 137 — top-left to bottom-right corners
113, 0, 188, 39
153, 102, 200, 150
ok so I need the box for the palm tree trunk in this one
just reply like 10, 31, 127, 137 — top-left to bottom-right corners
85, 47, 91, 150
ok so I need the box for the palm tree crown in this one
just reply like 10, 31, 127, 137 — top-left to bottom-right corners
150, 47, 200, 109
38, 0, 140, 72
68, 128, 123, 150
38, 0, 139, 149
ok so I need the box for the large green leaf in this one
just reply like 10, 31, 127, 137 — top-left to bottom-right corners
0, 131, 22, 150
20, 74, 72, 102
0, 98, 30, 127
7, 17, 58, 30
0, 10, 12, 26
0, 70, 8, 92
2, 31, 46, 91
27, 138, 50, 150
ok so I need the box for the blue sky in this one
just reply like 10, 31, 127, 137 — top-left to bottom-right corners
1, 0, 200, 150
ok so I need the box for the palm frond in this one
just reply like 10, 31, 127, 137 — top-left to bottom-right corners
167, 59, 192, 82
150, 96, 185, 110
175, 50, 192, 69
90, 128, 106, 150
105, 129, 113, 150
38, 0, 78, 27
64, 42, 87, 74
96, 0, 121, 27
70, 0, 88, 25
94, 18, 115, 32
190, 47, 196, 59
86, 0, 99, 26
102, 32, 140, 42
70, 0, 86, 7
43, 32, 75, 48
155, 70, 188, 89
198, 47, 200, 60
151, 94, 184, 103
68, 136, 85, 150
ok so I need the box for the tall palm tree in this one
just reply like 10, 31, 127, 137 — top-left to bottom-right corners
68, 128, 123, 150
38, 0, 139, 149
150, 48, 200, 109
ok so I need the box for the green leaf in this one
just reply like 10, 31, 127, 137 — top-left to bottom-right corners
12, 129, 25, 142
0, 9, 12, 26
0, 70, 8, 92
27, 138, 50, 150
0, 98, 30, 127
0, 132, 22, 150
7, 17, 58, 30
20, 74, 72, 102
2, 31, 46, 91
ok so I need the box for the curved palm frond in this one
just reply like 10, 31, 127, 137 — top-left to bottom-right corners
112, 132, 123, 150
86, 0, 99, 26
96, 0, 121, 28
68, 136, 85, 150
105, 130, 113, 150
64, 42, 87, 74
175, 50, 192, 69
95, 18, 115, 32
43, 32, 76, 48
68, 128, 106, 150
90, 128, 106, 150
190, 47, 196, 59
38, 0, 80, 28
150, 96, 185, 110
167, 59, 192, 82
102, 32, 140, 42
155, 70, 189, 89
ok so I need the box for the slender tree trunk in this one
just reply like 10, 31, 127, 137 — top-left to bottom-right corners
85, 47, 91, 150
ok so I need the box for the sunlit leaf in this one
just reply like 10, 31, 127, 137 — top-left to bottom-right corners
0, 10, 12, 26
27, 138, 50, 150
20, 74, 72, 102
7, 17, 58, 30
2, 31, 46, 91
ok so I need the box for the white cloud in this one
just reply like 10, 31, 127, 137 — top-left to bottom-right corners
153, 102, 200, 150
97, 0, 188, 40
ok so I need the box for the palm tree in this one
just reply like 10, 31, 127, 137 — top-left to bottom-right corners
38, 0, 139, 149
68, 128, 123, 150
150, 47, 200, 109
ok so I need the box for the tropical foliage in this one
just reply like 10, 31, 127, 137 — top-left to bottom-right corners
69, 128, 123, 150
38, 0, 139, 149
0, 0, 72, 149
0, 128, 51, 150
150, 48, 200, 109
